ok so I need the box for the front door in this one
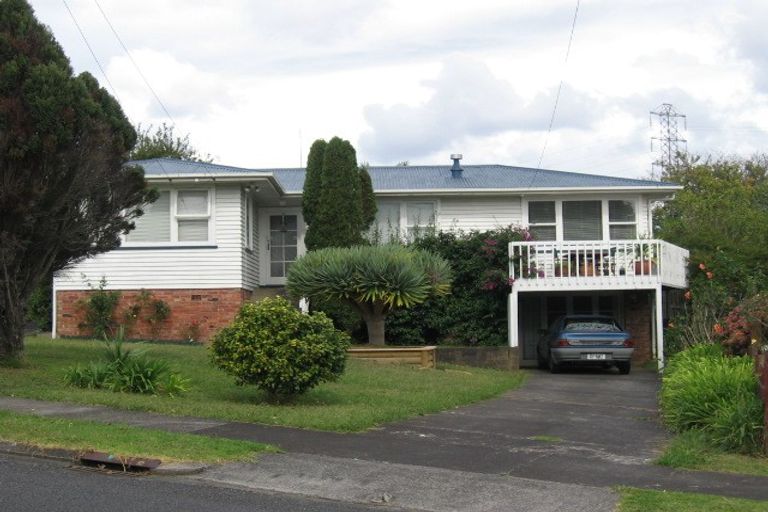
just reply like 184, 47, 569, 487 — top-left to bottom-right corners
259, 208, 304, 285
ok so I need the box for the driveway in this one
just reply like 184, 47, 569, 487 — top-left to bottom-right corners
202, 369, 671, 486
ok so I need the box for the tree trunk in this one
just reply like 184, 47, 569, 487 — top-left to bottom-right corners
0, 301, 25, 360
364, 314, 387, 346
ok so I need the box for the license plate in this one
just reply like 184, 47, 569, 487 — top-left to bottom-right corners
584, 353, 608, 360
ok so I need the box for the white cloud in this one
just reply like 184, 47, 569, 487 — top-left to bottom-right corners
26, 0, 768, 178
360, 56, 603, 162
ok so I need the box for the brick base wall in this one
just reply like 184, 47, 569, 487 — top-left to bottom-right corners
624, 291, 653, 364
56, 288, 253, 343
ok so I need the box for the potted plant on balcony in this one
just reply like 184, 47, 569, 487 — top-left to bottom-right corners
554, 258, 572, 277
634, 242, 658, 276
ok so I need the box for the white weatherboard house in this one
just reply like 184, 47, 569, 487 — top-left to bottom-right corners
53, 155, 688, 366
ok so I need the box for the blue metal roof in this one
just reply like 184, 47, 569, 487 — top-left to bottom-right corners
134, 158, 678, 194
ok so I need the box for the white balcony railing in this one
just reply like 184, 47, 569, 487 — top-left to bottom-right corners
508, 240, 688, 290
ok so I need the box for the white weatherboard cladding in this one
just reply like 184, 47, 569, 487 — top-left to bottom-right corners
438, 196, 523, 231
55, 185, 245, 290
242, 193, 260, 289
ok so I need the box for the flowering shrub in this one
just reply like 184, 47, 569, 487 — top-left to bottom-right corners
385, 226, 531, 346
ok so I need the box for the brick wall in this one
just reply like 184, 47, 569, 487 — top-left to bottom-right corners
56, 288, 253, 343
624, 290, 653, 364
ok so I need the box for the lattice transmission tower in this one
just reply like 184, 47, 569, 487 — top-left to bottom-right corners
650, 103, 687, 177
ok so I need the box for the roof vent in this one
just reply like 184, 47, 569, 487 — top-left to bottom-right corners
450, 154, 463, 178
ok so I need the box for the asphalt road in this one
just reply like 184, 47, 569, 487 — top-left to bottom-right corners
0, 453, 408, 512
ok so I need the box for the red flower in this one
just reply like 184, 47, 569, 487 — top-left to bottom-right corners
713, 323, 724, 335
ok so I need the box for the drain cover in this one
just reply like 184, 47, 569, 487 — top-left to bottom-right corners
80, 451, 161, 472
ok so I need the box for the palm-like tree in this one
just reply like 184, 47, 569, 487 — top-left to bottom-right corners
287, 245, 452, 345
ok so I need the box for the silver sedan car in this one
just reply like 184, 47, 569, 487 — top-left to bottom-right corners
537, 315, 634, 374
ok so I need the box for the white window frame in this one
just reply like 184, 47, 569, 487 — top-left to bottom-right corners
526, 200, 557, 241
523, 197, 641, 242
607, 200, 638, 240
122, 187, 216, 247
373, 200, 438, 241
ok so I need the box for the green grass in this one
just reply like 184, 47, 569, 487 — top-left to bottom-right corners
0, 410, 274, 463
0, 336, 525, 432
657, 430, 768, 478
618, 487, 768, 512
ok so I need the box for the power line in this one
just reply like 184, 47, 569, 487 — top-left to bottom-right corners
537, 0, 581, 169
93, 0, 176, 127
62, 0, 118, 98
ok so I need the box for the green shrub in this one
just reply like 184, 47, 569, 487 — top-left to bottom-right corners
210, 296, 350, 399
64, 340, 188, 396
78, 278, 121, 339
660, 345, 763, 453
26, 276, 52, 331
386, 227, 529, 346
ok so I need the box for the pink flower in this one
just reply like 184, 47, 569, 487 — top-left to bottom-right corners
684, 290, 692, 301
523, 230, 533, 241
706, 271, 714, 280
698, 263, 706, 270
713, 323, 724, 335
484, 238, 498, 246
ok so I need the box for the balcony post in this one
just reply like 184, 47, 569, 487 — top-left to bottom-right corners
508, 289, 519, 348
655, 284, 664, 370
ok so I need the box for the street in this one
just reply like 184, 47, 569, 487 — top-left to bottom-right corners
0, 453, 406, 512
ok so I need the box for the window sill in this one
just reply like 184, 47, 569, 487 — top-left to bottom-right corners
118, 243, 218, 250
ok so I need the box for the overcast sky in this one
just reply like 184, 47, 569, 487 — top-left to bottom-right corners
29, 0, 768, 178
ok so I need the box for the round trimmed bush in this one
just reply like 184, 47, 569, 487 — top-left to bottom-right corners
210, 296, 350, 398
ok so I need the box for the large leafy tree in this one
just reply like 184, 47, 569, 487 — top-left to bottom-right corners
130, 122, 212, 162
0, 0, 154, 359
287, 245, 452, 345
656, 154, 768, 296
303, 137, 376, 250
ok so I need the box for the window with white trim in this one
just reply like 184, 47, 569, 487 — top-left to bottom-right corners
370, 201, 436, 242
608, 200, 637, 239
176, 190, 210, 241
527, 201, 556, 241
126, 191, 171, 243
405, 202, 435, 240
124, 189, 213, 244
372, 202, 401, 243
563, 200, 602, 241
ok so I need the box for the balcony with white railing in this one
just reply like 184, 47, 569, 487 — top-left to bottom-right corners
508, 240, 689, 291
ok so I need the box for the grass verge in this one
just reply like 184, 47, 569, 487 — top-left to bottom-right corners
0, 336, 526, 432
618, 487, 768, 512
657, 430, 768, 478
0, 410, 274, 463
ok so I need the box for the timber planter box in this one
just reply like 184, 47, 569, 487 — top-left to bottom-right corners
347, 346, 436, 368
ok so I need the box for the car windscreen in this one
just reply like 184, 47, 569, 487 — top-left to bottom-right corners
562, 319, 621, 332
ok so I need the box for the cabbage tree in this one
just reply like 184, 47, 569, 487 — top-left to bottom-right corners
287, 245, 452, 345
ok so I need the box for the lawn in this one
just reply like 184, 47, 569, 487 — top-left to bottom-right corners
0, 336, 525, 432
618, 487, 768, 512
657, 430, 768, 478
0, 410, 274, 463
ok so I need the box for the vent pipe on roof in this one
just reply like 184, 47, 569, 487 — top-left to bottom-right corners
450, 154, 463, 178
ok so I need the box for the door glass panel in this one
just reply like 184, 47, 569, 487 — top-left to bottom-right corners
268, 214, 299, 279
